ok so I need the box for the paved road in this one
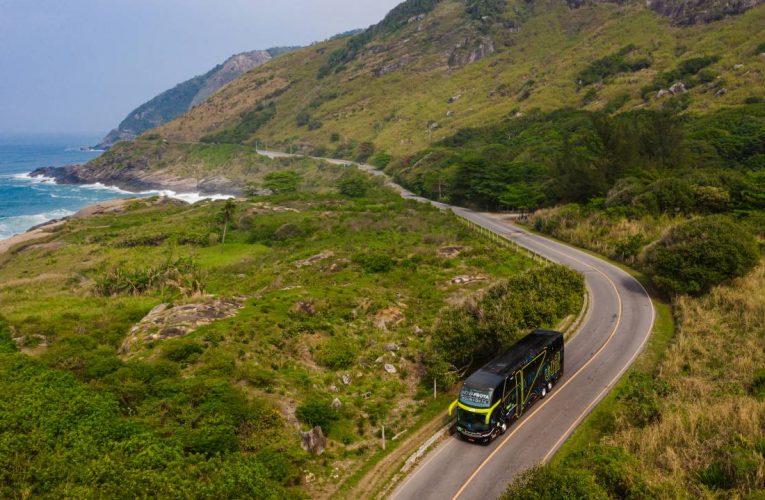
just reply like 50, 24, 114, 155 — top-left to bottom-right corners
258, 150, 655, 499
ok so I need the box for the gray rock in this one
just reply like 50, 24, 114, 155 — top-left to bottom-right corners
448, 94, 462, 103
384, 364, 398, 374
669, 82, 687, 94
385, 343, 399, 352
375, 356, 384, 363
299, 426, 326, 455
341, 374, 352, 385
656, 89, 671, 98
331, 398, 342, 409
715, 87, 728, 97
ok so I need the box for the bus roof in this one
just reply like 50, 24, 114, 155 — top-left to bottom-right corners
463, 329, 562, 391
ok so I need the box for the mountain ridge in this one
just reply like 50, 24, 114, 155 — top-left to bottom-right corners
95, 47, 299, 149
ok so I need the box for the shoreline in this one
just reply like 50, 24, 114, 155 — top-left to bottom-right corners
0, 176, 238, 247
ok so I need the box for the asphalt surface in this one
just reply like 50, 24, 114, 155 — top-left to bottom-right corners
257, 150, 655, 499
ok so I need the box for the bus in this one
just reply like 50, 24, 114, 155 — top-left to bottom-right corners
448, 329, 564, 443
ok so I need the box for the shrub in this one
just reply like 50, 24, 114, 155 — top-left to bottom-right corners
337, 172, 370, 197
162, 341, 205, 363
316, 337, 357, 369
355, 142, 375, 162
296, 398, 338, 429
428, 265, 584, 381
353, 252, 395, 273
0, 317, 17, 354
752, 368, 765, 399
644, 216, 759, 295
94, 257, 206, 297
566, 445, 654, 498
263, 171, 302, 193
502, 464, 608, 500
617, 372, 669, 427
296, 110, 311, 127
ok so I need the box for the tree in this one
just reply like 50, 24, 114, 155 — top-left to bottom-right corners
502, 465, 608, 500
219, 199, 236, 245
337, 172, 370, 197
499, 183, 545, 211
263, 171, 301, 194
644, 216, 759, 295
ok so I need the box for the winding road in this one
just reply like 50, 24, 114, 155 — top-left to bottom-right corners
258, 150, 655, 499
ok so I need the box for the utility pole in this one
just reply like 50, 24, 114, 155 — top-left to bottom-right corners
434, 378, 437, 399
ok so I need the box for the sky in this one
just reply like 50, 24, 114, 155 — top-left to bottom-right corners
0, 0, 402, 135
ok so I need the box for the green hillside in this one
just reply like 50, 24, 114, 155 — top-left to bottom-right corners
145, 0, 764, 157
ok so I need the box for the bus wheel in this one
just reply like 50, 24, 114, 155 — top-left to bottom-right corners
541, 387, 547, 398
547, 381, 553, 391
500, 421, 508, 435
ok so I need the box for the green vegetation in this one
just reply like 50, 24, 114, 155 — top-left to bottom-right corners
263, 171, 302, 193
394, 104, 765, 210
427, 265, 583, 385
201, 102, 277, 145
1, 175, 576, 496
576, 45, 652, 87
645, 216, 759, 295
641, 55, 721, 100
318, 0, 440, 78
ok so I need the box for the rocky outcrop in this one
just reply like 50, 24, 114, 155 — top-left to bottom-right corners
448, 37, 495, 67
119, 297, 243, 354
30, 160, 242, 196
300, 426, 327, 455
645, 0, 765, 25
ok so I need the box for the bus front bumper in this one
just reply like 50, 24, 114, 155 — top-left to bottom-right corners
456, 427, 493, 443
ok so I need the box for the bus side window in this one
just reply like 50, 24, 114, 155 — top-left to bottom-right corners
523, 352, 545, 391
503, 380, 517, 409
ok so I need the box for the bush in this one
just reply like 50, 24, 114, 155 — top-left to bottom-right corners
337, 172, 370, 197
644, 216, 759, 295
502, 464, 608, 500
565, 445, 654, 498
353, 252, 395, 273
355, 142, 375, 162
428, 265, 584, 381
162, 341, 205, 363
752, 368, 765, 399
0, 317, 17, 354
316, 337, 357, 369
296, 398, 338, 429
263, 171, 302, 193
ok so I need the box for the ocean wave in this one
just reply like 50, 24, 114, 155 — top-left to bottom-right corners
0, 208, 75, 241
8, 172, 56, 183
152, 190, 235, 204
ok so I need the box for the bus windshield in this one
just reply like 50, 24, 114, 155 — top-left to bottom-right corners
457, 408, 489, 432
459, 386, 493, 408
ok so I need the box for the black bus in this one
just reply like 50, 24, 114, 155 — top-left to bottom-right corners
449, 329, 564, 443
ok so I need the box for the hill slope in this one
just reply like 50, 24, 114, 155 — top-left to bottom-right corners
140, 0, 764, 157
96, 47, 298, 149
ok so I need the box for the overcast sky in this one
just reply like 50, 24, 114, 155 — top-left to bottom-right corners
0, 0, 402, 135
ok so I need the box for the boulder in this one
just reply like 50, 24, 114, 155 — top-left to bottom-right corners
295, 250, 334, 268
450, 275, 488, 285
341, 374, 352, 385
385, 343, 399, 352
119, 297, 243, 354
715, 87, 728, 97
656, 89, 671, 98
331, 398, 342, 409
384, 364, 398, 374
300, 426, 326, 455
669, 82, 687, 94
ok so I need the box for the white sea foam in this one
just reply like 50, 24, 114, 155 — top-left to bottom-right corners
0, 208, 75, 240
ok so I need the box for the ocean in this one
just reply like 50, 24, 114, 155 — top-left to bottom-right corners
0, 134, 232, 240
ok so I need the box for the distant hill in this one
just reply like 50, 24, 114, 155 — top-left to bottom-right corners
95, 47, 300, 149
77, 0, 764, 207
